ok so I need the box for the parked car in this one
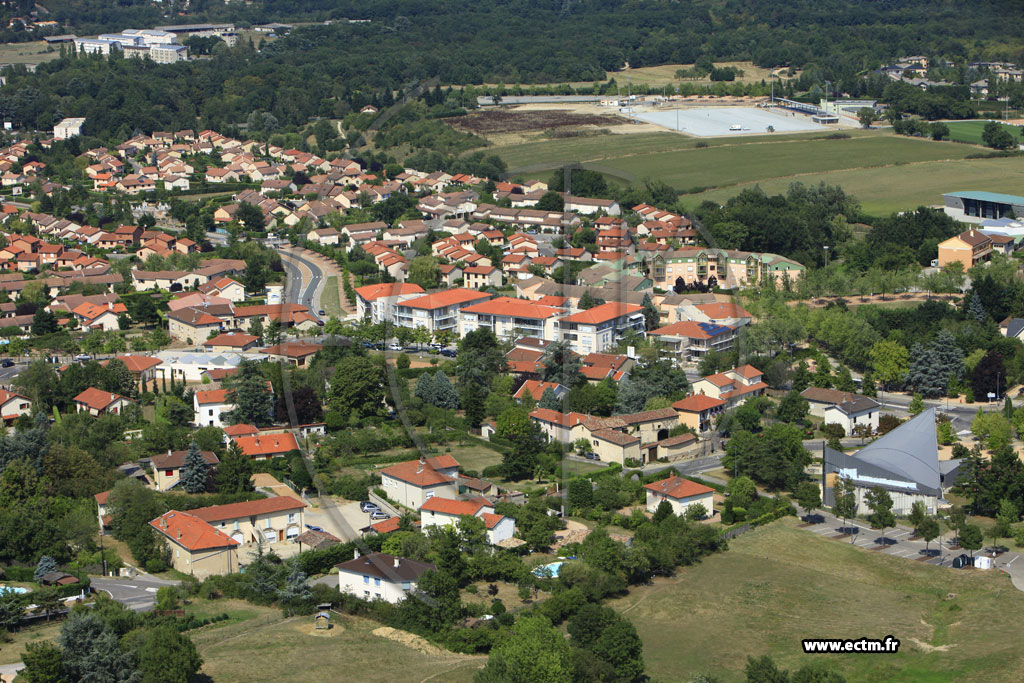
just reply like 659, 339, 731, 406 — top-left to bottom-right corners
584, 452, 600, 461
360, 501, 379, 513
370, 511, 391, 521
0, 359, 13, 368
74, 354, 92, 361
952, 553, 973, 569
304, 524, 324, 532
318, 309, 325, 316
388, 343, 402, 351
440, 349, 457, 358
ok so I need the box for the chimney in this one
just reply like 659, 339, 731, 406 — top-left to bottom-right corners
177, 529, 181, 539
394, 557, 400, 568
353, 549, 360, 560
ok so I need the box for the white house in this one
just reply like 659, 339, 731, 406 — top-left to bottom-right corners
54, 117, 86, 139
336, 551, 435, 604
379, 455, 459, 509
418, 497, 516, 545
800, 387, 880, 435
643, 475, 715, 518
193, 388, 233, 428
150, 449, 220, 492
0, 389, 32, 426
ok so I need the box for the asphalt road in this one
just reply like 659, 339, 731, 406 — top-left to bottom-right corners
91, 574, 180, 612
280, 249, 326, 313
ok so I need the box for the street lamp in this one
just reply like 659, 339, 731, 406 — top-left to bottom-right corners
823, 245, 830, 268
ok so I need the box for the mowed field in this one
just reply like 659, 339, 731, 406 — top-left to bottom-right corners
943, 120, 1023, 145
569, 61, 792, 88
495, 129, 986, 213
609, 519, 1024, 683
0, 40, 61, 64
193, 605, 484, 682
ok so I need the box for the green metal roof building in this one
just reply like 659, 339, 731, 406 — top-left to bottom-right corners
943, 191, 1024, 224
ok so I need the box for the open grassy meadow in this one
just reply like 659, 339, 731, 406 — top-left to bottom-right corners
944, 120, 1023, 146
193, 608, 484, 682
609, 519, 1024, 683
0, 41, 60, 65
495, 129, 984, 214
681, 155, 1024, 215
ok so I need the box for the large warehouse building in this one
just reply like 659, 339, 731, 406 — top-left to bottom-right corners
943, 190, 1024, 224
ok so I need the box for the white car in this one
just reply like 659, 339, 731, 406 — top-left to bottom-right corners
388, 343, 402, 350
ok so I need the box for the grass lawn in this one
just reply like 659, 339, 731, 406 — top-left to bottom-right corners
194, 610, 484, 682
321, 275, 342, 318
0, 41, 60, 64
0, 622, 62, 665
445, 442, 505, 474
944, 120, 1023, 146
680, 154, 1024, 215
494, 130, 981, 214
609, 518, 1024, 682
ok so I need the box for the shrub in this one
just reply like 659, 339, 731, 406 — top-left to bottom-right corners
396, 354, 411, 370
145, 558, 168, 573
465, 584, 478, 594
695, 141, 709, 148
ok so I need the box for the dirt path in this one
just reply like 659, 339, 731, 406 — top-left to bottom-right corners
788, 293, 962, 309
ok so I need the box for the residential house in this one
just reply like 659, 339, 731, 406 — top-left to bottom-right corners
0, 389, 31, 426
644, 475, 715, 518
354, 283, 425, 324
150, 510, 240, 578
690, 365, 767, 409
204, 332, 261, 352
462, 265, 502, 290
259, 342, 322, 367
458, 296, 565, 341
167, 307, 225, 344
191, 495, 307, 545
74, 387, 135, 416
193, 389, 234, 428
337, 551, 435, 604
672, 394, 725, 433
151, 449, 220, 492
418, 497, 515, 545
379, 455, 460, 509
800, 387, 881, 435
234, 432, 298, 460
513, 379, 568, 403
937, 229, 993, 268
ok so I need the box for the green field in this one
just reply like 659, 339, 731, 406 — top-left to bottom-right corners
610, 519, 1024, 682
495, 130, 985, 214
681, 155, 1024, 215
194, 608, 483, 682
944, 120, 1023, 146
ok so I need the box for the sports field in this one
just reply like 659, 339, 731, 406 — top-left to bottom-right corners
943, 120, 1023, 146
496, 130, 980, 211
610, 519, 1024, 682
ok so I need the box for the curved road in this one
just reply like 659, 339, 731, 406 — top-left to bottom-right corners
279, 247, 326, 313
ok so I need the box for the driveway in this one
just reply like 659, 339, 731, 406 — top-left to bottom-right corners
303, 498, 372, 544
91, 574, 180, 612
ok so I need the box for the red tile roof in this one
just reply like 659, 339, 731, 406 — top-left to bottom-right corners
419, 497, 485, 516
259, 342, 322, 357
644, 475, 714, 500
355, 282, 424, 302
370, 517, 402, 534
150, 510, 240, 551
234, 433, 299, 458
398, 288, 490, 310
380, 455, 459, 487
672, 394, 726, 412
731, 364, 762, 379
195, 388, 230, 405
461, 296, 564, 319
223, 423, 258, 437
191, 495, 306, 523
109, 355, 161, 373
561, 302, 643, 325
514, 380, 564, 401
481, 512, 506, 529
74, 387, 133, 412
95, 490, 110, 505
205, 332, 259, 347
695, 302, 751, 320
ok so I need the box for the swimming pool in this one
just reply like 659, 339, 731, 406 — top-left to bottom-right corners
532, 561, 564, 578
0, 585, 29, 595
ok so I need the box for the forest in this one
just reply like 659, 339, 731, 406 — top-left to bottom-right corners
0, 0, 1019, 141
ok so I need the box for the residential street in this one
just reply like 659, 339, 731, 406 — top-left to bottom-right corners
91, 574, 180, 612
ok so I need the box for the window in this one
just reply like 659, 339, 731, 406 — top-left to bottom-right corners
374, 577, 381, 587
287, 513, 296, 524
363, 575, 369, 584
364, 590, 370, 598
402, 581, 411, 591
375, 593, 381, 599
